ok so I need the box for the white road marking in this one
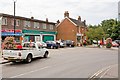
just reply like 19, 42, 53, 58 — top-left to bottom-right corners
10, 66, 51, 78
99, 67, 111, 78
88, 64, 117, 80
100, 64, 118, 78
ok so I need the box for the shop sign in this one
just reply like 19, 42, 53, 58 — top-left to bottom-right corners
22, 29, 57, 34
1, 29, 22, 33
2, 32, 22, 36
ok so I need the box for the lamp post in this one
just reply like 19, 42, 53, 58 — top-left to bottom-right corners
13, 0, 17, 37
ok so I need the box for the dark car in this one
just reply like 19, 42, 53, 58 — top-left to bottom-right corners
46, 41, 59, 49
63, 40, 75, 47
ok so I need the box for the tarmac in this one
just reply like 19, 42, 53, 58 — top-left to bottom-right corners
0, 46, 119, 79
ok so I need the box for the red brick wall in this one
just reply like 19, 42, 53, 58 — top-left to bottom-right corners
2, 16, 56, 32
57, 18, 77, 45
2, 17, 23, 30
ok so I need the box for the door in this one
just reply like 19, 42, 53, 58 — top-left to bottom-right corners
35, 43, 44, 57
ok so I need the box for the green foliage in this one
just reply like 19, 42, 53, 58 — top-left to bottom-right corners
106, 38, 112, 48
87, 19, 120, 41
86, 26, 105, 41
106, 42, 112, 48
101, 19, 120, 40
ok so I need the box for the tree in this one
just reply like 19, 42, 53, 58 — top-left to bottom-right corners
86, 26, 105, 43
86, 19, 119, 45
100, 19, 120, 40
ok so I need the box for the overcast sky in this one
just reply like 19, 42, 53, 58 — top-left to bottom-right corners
0, 0, 119, 25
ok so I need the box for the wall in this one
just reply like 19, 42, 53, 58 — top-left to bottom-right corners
57, 18, 77, 45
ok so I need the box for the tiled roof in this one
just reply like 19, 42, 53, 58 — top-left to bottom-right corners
0, 13, 56, 24
69, 18, 86, 27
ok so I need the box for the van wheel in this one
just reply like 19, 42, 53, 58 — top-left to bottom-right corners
44, 52, 48, 58
25, 54, 32, 63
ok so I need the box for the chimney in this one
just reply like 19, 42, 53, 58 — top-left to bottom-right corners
46, 18, 48, 22
83, 20, 86, 25
78, 16, 81, 21
31, 16, 34, 19
64, 11, 69, 18
57, 20, 60, 24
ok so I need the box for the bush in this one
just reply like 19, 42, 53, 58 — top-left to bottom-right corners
106, 38, 112, 48
86, 40, 92, 45
2, 37, 16, 49
106, 42, 112, 48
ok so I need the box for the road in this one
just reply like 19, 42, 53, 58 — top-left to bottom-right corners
2, 47, 118, 78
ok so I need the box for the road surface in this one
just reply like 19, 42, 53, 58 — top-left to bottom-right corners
2, 47, 118, 78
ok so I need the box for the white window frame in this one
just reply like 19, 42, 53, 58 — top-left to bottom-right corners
34, 22, 39, 28
24, 21, 30, 27
43, 23, 47, 29
2, 17, 7, 25
50, 25, 54, 30
16, 19, 20, 26
12, 19, 20, 26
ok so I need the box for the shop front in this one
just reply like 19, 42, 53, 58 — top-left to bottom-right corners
22, 29, 57, 43
1, 29, 22, 42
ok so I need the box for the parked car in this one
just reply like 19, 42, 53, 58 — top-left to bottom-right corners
56, 41, 66, 48
39, 42, 47, 48
63, 40, 75, 47
114, 40, 120, 46
112, 41, 119, 47
2, 42, 49, 63
46, 41, 59, 49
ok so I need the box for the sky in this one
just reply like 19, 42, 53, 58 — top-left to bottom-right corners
0, 0, 119, 25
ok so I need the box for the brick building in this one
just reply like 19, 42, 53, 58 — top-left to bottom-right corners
0, 13, 57, 43
56, 11, 87, 46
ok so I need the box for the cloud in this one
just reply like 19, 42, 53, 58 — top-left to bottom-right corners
0, 0, 119, 25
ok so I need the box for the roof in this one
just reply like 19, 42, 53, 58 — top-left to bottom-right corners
69, 18, 86, 27
0, 13, 56, 24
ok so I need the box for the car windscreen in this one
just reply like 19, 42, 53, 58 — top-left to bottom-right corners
23, 43, 35, 48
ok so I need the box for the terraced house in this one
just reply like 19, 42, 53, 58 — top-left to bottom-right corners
0, 13, 57, 43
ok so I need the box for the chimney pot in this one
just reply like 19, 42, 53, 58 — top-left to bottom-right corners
78, 16, 81, 21
64, 11, 69, 18
57, 20, 60, 24
46, 18, 48, 22
31, 17, 34, 19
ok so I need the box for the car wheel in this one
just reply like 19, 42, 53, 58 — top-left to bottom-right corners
25, 54, 32, 63
44, 52, 48, 58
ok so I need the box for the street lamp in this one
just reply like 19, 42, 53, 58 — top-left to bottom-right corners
13, 0, 17, 37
